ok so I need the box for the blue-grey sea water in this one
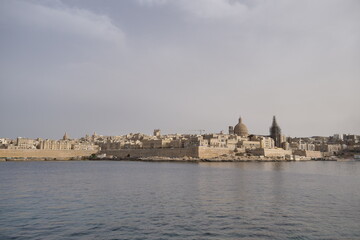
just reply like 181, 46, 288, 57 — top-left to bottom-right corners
0, 161, 360, 240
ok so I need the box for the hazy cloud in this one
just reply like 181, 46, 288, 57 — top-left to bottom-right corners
0, 0, 359, 139
139, 0, 249, 18
2, 0, 125, 44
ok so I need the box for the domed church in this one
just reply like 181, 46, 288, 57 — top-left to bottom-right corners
233, 117, 249, 137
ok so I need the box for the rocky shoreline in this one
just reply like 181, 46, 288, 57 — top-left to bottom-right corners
121, 156, 339, 162
0, 155, 347, 162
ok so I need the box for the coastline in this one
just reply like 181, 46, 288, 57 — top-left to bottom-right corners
0, 156, 347, 162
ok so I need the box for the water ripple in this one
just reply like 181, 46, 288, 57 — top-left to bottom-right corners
0, 161, 360, 239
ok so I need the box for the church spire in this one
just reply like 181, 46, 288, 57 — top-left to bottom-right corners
270, 116, 282, 147
63, 132, 69, 141
272, 115, 278, 127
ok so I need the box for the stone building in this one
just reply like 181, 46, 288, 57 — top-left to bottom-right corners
228, 126, 234, 135
8, 138, 37, 149
153, 129, 161, 138
316, 144, 342, 155
39, 139, 72, 150
98, 141, 123, 150
225, 135, 238, 149
260, 137, 275, 149
142, 139, 169, 149
238, 140, 260, 149
250, 135, 275, 149
72, 143, 100, 151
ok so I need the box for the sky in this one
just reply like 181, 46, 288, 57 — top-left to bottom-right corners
0, 0, 359, 139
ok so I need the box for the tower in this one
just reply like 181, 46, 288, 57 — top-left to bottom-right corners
270, 116, 281, 147
228, 126, 234, 135
154, 129, 161, 138
63, 132, 69, 141
92, 132, 98, 141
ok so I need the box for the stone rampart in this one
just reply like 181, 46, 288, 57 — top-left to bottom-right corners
293, 150, 323, 158
248, 148, 292, 157
0, 149, 97, 160
102, 147, 199, 158
263, 149, 292, 157
102, 146, 234, 159
198, 147, 233, 159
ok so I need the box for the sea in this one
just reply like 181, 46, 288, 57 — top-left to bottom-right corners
1, 160, 359, 240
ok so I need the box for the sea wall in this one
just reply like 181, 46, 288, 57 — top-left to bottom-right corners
198, 147, 233, 159
263, 149, 292, 157
293, 150, 323, 158
0, 149, 97, 160
102, 147, 199, 158
247, 148, 292, 157
102, 146, 234, 159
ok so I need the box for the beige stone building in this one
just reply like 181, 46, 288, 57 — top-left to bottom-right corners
72, 143, 100, 151
7, 138, 37, 149
238, 140, 261, 149
39, 139, 72, 150
250, 136, 275, 149
316, 144, 342, 155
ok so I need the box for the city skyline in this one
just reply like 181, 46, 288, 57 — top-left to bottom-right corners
1, 0, 359, 139
0, 115, 356, 140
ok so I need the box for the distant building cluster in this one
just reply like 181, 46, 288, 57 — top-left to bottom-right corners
0, 132, 99, 151
0, 116, 359, 159
96, 116, 359, 158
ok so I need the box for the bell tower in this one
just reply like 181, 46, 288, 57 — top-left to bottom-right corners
270, 116, 281, 147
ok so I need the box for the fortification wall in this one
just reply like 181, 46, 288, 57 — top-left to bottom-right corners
293, 150, 323, 158
198, 147, 233, 159
103, 147, 234, 159
248, 148, 292, 157
263, 149, 292, 157
102, 147, 199, 158
0, 149, 97, 160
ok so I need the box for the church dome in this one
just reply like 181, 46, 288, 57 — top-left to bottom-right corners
234, 117, 249, 137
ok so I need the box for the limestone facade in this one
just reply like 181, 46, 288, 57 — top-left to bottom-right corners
39, 139, 72, 150
247, 148, 292, 157
293, 150, 323, 158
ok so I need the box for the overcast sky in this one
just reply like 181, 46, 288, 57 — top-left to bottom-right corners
0, 0, 359, 139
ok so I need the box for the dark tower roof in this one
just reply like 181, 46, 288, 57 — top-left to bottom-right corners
270, 116, 281, 133
272, 116, 279, 128
270, 116, 282, 147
